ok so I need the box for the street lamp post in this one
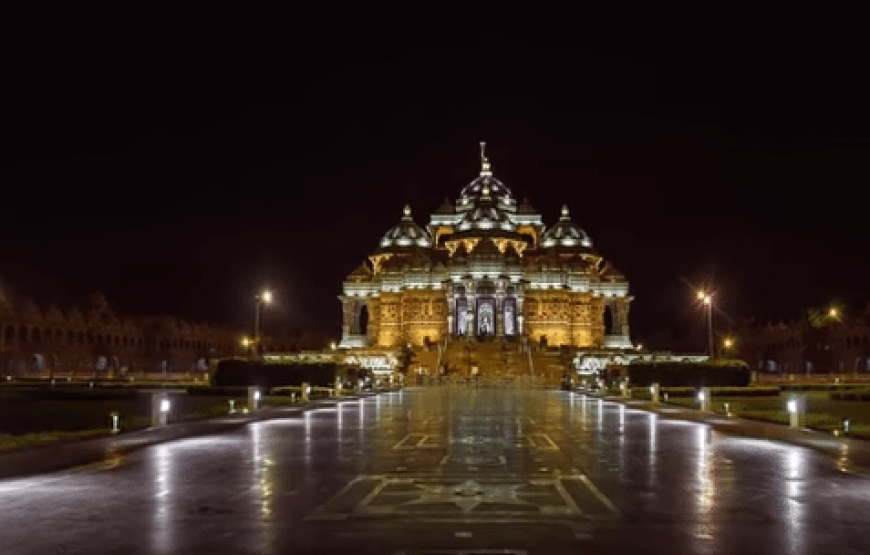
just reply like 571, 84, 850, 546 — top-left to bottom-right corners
697, 291, 714, 358
254, 290, 273, 357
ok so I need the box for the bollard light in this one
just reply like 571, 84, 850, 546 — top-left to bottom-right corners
698, 391, 706, 403
663, 393, 669, 402
291, 393, 296, 402
89, 382, 94, 388
110, 412, 120, 433
724, 402, 731, 416
51, 379, 56, 386
229, 400, 236, 414
844, 419, 851, 433
254, 390, 261, 401
160, 399, 171, 413
649, 386, 655, 395
787, 399, 797, 414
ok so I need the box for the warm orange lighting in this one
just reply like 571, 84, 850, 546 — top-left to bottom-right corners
260, 290, 273, 304
241, 337, 251, 347
723, 337, 733, 349
829, 307, 838, 318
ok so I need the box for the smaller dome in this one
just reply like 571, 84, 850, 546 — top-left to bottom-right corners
541, 205, 593, 249
434, 198, 454, 215
600, 261, 625, 281
379, 205, 433, 249
518, 198, 536, 214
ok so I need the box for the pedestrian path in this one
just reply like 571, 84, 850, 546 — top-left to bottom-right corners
0, 393, 379, 481
590, 391, 870, 475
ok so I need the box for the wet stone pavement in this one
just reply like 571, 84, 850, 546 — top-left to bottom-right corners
1, 387, 869, 554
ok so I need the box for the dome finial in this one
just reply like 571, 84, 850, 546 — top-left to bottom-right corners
403, 204, 412, 219
479, 141, 492, 176
561, 204, 570, 219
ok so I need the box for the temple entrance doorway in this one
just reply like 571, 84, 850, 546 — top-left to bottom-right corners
476, 297, 496, 337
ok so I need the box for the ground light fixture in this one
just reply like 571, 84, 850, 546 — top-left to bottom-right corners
787, 399, 798, 414
698, 390, 706, 403
843, 419, 851, 433
160, 399, 171, 413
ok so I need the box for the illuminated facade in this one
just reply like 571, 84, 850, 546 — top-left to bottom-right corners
339, 145, 633, 350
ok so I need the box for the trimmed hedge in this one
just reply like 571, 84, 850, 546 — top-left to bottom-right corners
626, 361, 750, 387
212, 360, 346, 389
779, 384, 870, 392
830, 389, 870, 401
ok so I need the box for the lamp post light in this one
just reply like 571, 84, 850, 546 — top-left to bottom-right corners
722, 337, 734, 357
697, 291, 714, 358
254, 290, 273, 357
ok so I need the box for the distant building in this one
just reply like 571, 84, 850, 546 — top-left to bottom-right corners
0, 291, 325, 376
736, 305, 870, 374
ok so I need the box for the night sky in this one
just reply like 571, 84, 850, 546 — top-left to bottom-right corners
5, 25, 870, 351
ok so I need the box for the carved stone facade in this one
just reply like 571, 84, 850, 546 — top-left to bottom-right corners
339, 146, 633, 350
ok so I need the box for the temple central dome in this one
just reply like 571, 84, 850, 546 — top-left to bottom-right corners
341, 143, 631, 352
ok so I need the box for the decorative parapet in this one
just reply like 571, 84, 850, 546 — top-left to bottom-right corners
602, 334, 633, 349
339, 334, 370, 349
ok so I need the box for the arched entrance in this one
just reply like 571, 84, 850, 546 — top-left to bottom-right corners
359, 304, 370, 336
603, 305, 615, 334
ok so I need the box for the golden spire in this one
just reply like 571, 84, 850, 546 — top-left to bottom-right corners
480, 141, 492, 175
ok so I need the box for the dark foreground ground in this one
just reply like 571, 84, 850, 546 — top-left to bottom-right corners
1, 387, 869, 554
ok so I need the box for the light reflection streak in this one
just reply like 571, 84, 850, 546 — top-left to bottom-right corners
251, 423, 276, 550
597, 399, 603, 432
692, 425, 719, 552
304, 412, 313, 470
150, 443, 174, 554
784, 447, 807, 555
648, 413, 657, 481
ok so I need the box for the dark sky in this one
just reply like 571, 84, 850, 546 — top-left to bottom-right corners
4, 24, 870, 350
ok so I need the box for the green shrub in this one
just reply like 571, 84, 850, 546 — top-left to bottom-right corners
626, 361, 750, 387
780, 384, 869, 392
212, 360, 341, 389
830, 389, 870, 401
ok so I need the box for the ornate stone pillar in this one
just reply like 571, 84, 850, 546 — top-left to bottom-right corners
339, 295, 353, 337
466, 281, 476, 338
617, 296, 632, 337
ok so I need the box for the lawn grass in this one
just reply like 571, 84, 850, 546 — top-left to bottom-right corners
0, 429, 111, 451
660, 391, 870, 439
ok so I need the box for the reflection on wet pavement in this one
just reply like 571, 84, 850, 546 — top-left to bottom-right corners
1, 387, 869, 554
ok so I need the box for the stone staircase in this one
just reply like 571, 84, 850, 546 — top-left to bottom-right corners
439, 340, 532, 380
530, 349, 569, 384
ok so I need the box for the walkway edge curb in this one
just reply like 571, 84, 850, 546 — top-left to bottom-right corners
0, 391, 392, 482
579, 391, 870, 476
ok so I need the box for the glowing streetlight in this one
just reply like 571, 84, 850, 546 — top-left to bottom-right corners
697, 290, 715, 357
829, 307, 839, 318
254, 289, 274, 356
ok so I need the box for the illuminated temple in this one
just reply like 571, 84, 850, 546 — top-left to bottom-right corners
339, 145, 632, 351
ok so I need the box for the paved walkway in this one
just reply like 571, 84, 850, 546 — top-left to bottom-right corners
592, 391, 870, 474
0, 393, 378, 481
1, 387, 868, 554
